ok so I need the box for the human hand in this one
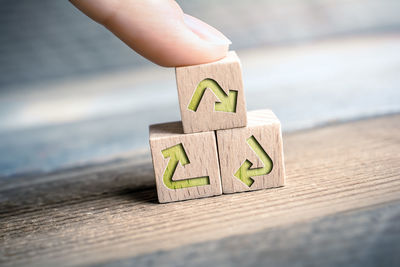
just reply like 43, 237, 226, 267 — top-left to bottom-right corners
70, 0, 231, 67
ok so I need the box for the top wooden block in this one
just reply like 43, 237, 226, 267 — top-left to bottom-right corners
175, 51, 247, 133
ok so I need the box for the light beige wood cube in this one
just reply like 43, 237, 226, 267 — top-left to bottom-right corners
149, 121, 222, 203
175, 51, 247, 134
216, 110, 285, 194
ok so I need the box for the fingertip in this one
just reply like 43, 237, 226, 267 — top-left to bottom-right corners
141, 12, 231, 67
70, 0, 231, 67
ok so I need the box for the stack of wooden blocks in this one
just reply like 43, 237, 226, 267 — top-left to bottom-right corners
149, 51, 285, 203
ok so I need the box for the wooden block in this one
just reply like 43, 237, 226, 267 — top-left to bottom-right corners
216, 109, 285, 194
175, 51, 247, 134
149, 121, 222, 203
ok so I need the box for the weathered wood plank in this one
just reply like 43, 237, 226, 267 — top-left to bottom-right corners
99, 200, 400, 267
1, 114, 399, 266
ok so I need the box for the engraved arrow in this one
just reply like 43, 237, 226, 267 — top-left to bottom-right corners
234, 136, 273, 187
162, 143, 210, 189
187, 78, 238, 113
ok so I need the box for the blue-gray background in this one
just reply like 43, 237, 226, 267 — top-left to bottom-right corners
1, 0, 400, 177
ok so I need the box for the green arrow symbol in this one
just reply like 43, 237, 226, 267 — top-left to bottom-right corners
234, 136, 273, 187
162, 143, 210, 190
188, 78, 238, 113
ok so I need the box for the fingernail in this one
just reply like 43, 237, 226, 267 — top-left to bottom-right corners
183, 14, 232, 45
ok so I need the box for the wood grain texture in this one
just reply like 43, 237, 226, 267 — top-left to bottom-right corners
175, 51, 247, 133
216, 110, 285, 193
149, 121, 221, 203
0, 114, 399, 266
98, 200, 400, 267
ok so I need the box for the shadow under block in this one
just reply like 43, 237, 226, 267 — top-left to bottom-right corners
149, 121, 222, 203
175, 51, 247, 134
216, 109, 285, 194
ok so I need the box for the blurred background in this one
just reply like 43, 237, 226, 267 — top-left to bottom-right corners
1, 0, 399, 178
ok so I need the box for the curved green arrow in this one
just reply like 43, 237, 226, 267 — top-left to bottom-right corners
188, 78, 238, 113
162, 143, 210, 189
234, 136, 273, 187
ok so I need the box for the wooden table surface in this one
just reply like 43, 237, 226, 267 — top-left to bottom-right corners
1, 114, 399, 266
